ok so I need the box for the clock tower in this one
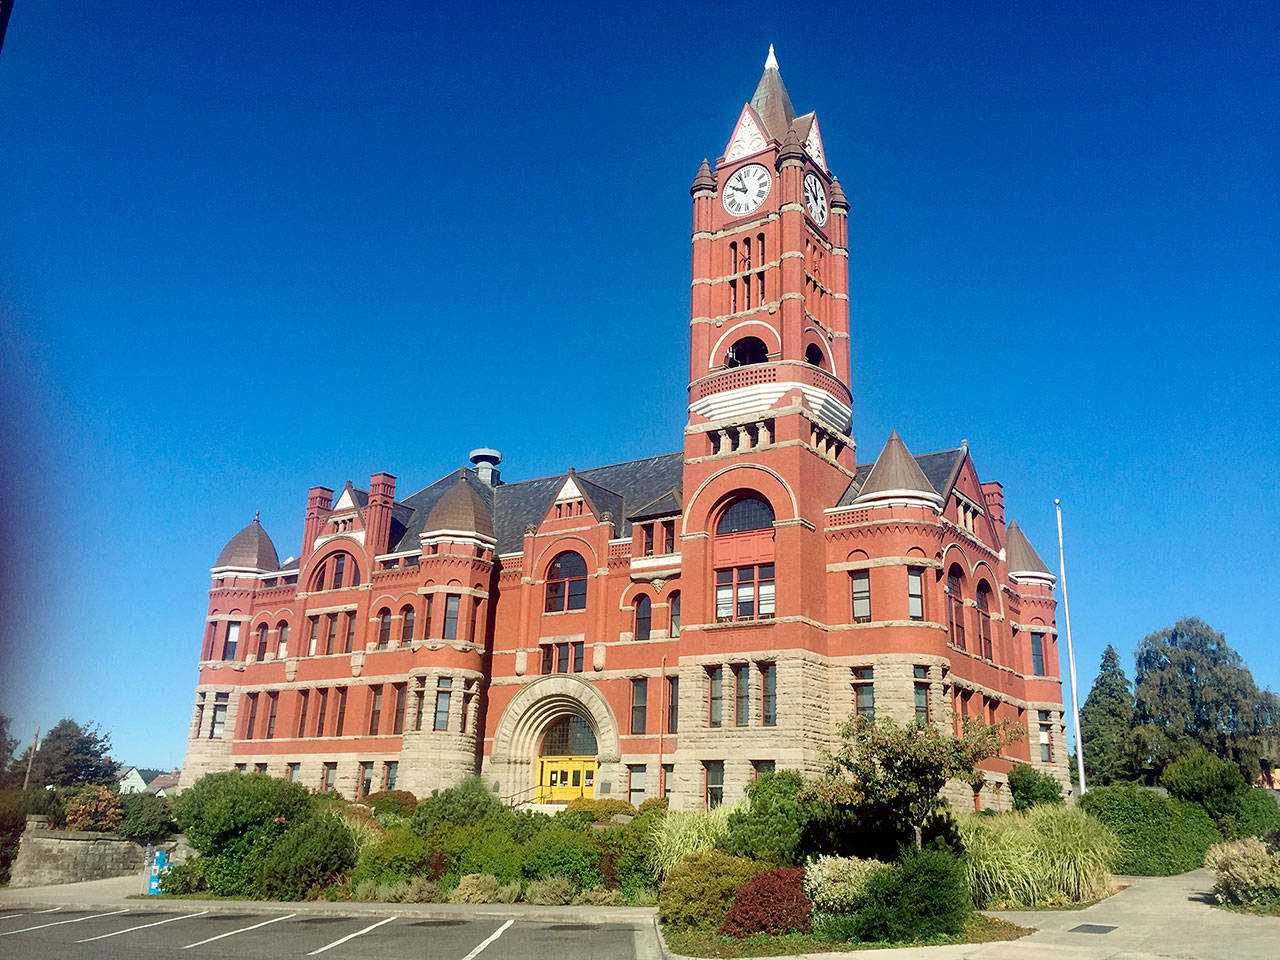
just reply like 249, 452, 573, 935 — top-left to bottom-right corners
685, 46, 854, 471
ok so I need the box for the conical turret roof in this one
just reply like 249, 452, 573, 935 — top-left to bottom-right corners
424, 478, 495, 539
215, 517, 280, 571
1005, 521, 1054, 579
750, 45, 796, 141
854, 432, 943, 506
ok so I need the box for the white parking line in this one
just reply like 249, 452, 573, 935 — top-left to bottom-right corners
461, 919, 515, 960
182, 912, 296, 949
0, 915, 23, 921
306, 915, 397, 956
0, 908, 129, 937
33, 908, 62, 914
75, 909, 209, 943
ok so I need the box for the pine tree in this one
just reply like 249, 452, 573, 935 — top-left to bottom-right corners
1078, 644, 1138, 785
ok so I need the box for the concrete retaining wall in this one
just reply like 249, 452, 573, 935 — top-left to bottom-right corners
7, 815, 185, 889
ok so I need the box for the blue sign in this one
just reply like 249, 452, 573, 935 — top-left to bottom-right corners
147, 849, 169, 895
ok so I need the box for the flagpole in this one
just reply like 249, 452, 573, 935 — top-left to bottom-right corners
1055, 499, 1087, 794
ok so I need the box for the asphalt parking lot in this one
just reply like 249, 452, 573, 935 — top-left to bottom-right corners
0, 906, 646, 959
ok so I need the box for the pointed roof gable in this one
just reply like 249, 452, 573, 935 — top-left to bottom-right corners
853, 431, 943, 506
749, 44, 796, 141
1006, 521, 1055, 580
724, 104, 769, 163
215, 518, 280, 571
424, 478, 495, 539
331, 483, 369, 513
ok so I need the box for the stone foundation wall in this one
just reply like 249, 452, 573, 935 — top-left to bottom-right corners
9, 817, 146, 888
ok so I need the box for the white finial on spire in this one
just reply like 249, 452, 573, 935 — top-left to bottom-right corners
765, 44, 778, 70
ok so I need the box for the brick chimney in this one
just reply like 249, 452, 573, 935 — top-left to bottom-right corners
981, 481, 1005, 528
302, 486, 334, 557
366, 472, 397, 555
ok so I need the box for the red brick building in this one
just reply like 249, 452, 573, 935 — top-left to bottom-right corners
181, 51, 1069, 810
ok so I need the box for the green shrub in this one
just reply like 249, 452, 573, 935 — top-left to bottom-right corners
0, 789, 66, 884
812, 912, 859, 941
361, 790, 418, 819
721, 770, 810, 865
852, 849, 971, 943
720, 866, 812, 937
1204, 837, 1280, 906
637, 797, 669, 815
650, 802, 740, 879
252, 813, 356, 901
449, 873, 500, 903
522, 827, 602, 889
657, 849, 764, 930
409, 777, 501, 833
117, 793, 175, 843
457, 826, 524, 884
173, 772, 314, 856
1080, 784, 1219, 875
1234, 790, 1280, 839
565, 797, 637, 822
597, 812, 662, 895
507, 808, 553, 842
802, 855, 888, 914
525, 875, 575, 905
1007, 764, 1065, 810
958, 806, 1117, 907
573, 885, 626, 905
1161, 748, 1249, 825
157, 859, 204, 895
352, 824, 434, 886
64, 785, 122, 832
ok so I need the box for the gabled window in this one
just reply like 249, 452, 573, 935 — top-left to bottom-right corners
851, 570, 871, 623
634, 596, 652, 641
545, 551, 588, 612
642, 525, 654, 557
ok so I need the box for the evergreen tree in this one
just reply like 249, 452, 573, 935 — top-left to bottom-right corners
1132, 618, 1280, 780
0, 714, 16, 773
4, 718, 117, 788
1078, 644, 1138, 785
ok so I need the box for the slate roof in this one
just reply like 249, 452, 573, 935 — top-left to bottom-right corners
840, 445, 966, 506
1006, 521, 1054, 577
853, 431, 940, 504
750, 51, 797, 141
215, 519, 280, 571
628, 489, 682, 522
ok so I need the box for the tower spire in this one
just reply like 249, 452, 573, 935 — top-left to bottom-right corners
764, 44, 778, 71
750, 45, 795, 140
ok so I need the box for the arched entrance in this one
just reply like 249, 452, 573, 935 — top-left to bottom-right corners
536, 715, 598, 802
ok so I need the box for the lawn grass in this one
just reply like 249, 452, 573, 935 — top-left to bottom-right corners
662, 914, 1031, 957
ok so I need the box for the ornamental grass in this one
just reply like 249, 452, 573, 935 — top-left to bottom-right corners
649, 801, 742, 879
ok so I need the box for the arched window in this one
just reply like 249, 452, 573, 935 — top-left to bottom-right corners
400, 605, 415, 643
276, 621, 289, 659
725, 336, 768, 368
714, 496, 776, 623
669, 592, 681, 638
332, 553, 346, 589
540, 716, 598, 757
634, 596, 652, 641
255, 623, 269, 660
378, 609, 392, 649
717, 497, 775, 534
976, 583, 993, 661
946, 566, 966, 651
805, 343, 825, 368
545, 551, 588, 612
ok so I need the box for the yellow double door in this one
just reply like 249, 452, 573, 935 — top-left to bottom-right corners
536, 756, 596, 802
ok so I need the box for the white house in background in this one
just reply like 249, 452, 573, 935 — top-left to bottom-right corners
117, 767, 148, 794
146, 770, 181, 798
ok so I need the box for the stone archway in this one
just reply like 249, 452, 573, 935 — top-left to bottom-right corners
484, 674, 622, 803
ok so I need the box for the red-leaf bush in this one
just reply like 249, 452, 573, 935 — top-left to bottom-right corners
719, 866, 812, 937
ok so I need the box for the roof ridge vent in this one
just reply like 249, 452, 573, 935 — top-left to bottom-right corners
469, 448, 502, 486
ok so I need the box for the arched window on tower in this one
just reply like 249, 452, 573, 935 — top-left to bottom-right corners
669, 592, 681, 638
724, 336, 768, 368
946, 566, 966, 651
714, 496, 776, 623
805, 343, 825, 368
378, 608, 392, 649
545, 551, 588, 612
976, 583, 993, 662
400, 605, 415, 644
634, 595, 652, 641
255, 623, 269, 660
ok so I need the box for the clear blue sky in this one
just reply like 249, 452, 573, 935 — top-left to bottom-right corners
1, 2, 1276, 769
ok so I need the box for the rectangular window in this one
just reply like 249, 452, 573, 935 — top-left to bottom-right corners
666, 676, 679, 733
315, 688, 328, 737
442, 595, 460, 639
461, 692, 473, 733
286, 762, 299, 782
296, 690, 310, 738
414, 685, 425, 731
733, 664, 749, 726
223, 622, 241, 661
358, 761, 373, 798
424, 595, 434, 639
852, 666, 875, 721
572, 641, 584, 673
209, 696, 228, 739
266, 692, 278, 739
384, 761, 398, 791
368, 686, 382, 735
752, 759, 775, 779
631, 678, 647, 735
253, 762, 267, 775
760, 662, 777, 726
628, 764, 647, 807
913, 666, 930, 721
704, 760, 724, 809
334, 687, 347, 737
662, 520, 676, 554
908, 567, 925, 621
325, 615, 338, 655
642, 524, 654, 556
1039, 710, 1053, 762
851, 570, 871, 623
707, 666, 723, 728
715, 564, 775, 622
322, 762, 337, 793
393, 683, 407, 735
434, 677, 453, 731
1031, 633, 1045, 675
540, 645, 553, 675
662, 763, 674, 799
308, 617, 319, 657
244, 693, 259, 740
557, 643, 570, 674
277, 623, 289, 659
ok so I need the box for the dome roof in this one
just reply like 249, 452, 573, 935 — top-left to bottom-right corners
424, 480, 495, 539
215, 518, 280, 571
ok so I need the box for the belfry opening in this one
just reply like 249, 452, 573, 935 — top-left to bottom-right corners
536, 715, 598, 802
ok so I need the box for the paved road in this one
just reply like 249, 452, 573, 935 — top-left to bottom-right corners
0, 906, 645, 960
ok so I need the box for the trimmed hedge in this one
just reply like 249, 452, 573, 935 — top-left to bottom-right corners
118, 793, 176, 844
1234, 790, 1280, 839
1080, 784, 1219, 875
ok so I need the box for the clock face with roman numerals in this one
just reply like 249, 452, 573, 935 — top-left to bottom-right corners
804, 172, 828, 226
721, 163, 772, 217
